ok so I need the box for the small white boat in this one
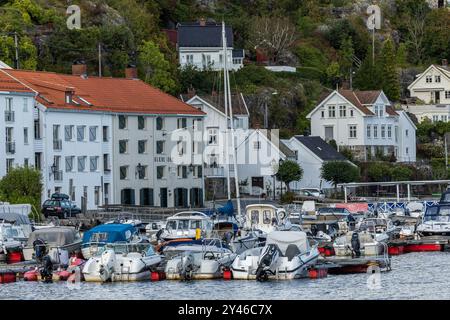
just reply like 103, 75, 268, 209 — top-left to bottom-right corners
0, 223, 23, 262
164, 238, 235, 280
231, 231, 320, 280
158, 211, 214, 241
23, 227, 82, 265
82, 243, 162, 282
357, 218, 398, 242
145, 221, 165, 240
333, 231, 385, 257
417, 204, 450, 237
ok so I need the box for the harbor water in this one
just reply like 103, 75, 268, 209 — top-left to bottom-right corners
1, 252, 450, 300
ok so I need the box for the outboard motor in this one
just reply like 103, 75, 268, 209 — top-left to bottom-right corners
179, 254, 195, 281
40, 255, 53, 283
351, 232, 361, 258
255, 244, 280, 282
33, 238, 47, 262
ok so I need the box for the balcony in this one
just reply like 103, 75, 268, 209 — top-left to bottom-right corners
53, 139, 62, 151
5, 141, 15, 154
5, 111, 14, 122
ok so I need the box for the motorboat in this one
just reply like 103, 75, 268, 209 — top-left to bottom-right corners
0, 223, 24, 262
81, 223, 148, 259
230, 231, 320, 280
164, 238, 236, 280
162, 238, 233, 259
417, 204, 450, 237
105, 218, 146, 234
157, 211, 214, 242
357, 218, 398, 242
145, 221, 165, 240
333, 230, 387, 257
23, 227, 82, 265
82, 242, 162, 282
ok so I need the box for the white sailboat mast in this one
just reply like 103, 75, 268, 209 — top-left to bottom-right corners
222, 22, 232, 200
222, 21, 242, 217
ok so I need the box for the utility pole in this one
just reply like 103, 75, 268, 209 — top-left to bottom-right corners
14, 32, 19, 69
445, 134, 448, 168
264, 97, 268, 129
98, 43, 102, 77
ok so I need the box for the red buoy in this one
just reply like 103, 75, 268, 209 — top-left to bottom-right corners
309, 268, 327, 279
151, 271, 166, 281
7, 252, 23, 264
23, 270, 38, 281
0, 272, 16, 284
223, 269, 232, 280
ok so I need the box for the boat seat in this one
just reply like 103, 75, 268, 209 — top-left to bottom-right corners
285, 244, 300, 261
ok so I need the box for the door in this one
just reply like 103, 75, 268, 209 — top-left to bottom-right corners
324, 126, 334, 141
140, 188, 154, 206
121, 189, 135, 205
160, 188, 168, 208
174, 188, 188, 208
190, 188, 203, 208
436, 91, 441, 104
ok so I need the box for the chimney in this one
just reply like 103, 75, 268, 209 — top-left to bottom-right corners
199, 18, 206, 27
125, 64, 138, 79
187, 87, 196, 99
442, 59, 448, 68
72, 60, 87, 76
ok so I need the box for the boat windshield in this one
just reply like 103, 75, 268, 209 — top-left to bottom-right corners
263, 210, 272, 224
424, 206, 450, 222
190, 220, 202, 229
166, 220, 177, 230
106, 243, 155, 255
250, 210, 259, 224
177, 220, 190, 230
1, 225, 16, 239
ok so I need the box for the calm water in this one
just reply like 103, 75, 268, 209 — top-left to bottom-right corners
1, 252, 450, 300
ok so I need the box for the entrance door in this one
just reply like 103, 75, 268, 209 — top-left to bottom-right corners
160, 188, 168, 208
324, 126, 334, 141
436, 91, 441, 104
174, 188, 188, 208
120, 188, 135, 205
190, 188, 203, 208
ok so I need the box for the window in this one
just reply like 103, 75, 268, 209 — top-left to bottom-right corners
177, 165, 187, 179
426, 75, 433, 83
119, 140, 128, 154
405, 129, 409, 137
339, 105, 346, 117
381, 125, 386, 138
406, 147, 409, 154
65, 156, 74, 172
64, 125, 73, 141
395, 126, 399, 142
89, 126, 97, 142
446, 91, 450, 99
442, 115, 448, 122
77, 126, 85, 141
321, 110, 325, 118
77, 156, 86, 172
118, 115, 127, 129
186, 54, 194, 64
94, 186, 100, 206
367, 125, 371, 138
138, 116, 145, 130
254, 141, 262, 150
138, 140, 147, 154
102, 126, 109, 142
195, 165, 202, 178
24, 127, 28, 144
6, 159, 14, 173
433, 115, 439, 122
349, 125, 357, 138
90, 156, 98, 172
328, 105, 336, 118
387, 125, 392, 139
177, 118, 187, 129
374, 125, 378, 138
120, 166, 128, 180
350, 109, 354, 117
156, 141, 165, 154
436, 75, 441, 83
157, 166, 165, 179
24, 158, 29, 167
208, 128, 218, 145
23, 98, 28, 112
177, 140, 185, 155
137, 165, 147, 180
103, 154, 110, 172
156, 117, 164, 130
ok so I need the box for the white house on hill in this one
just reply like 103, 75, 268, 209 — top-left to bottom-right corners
307, 89, 416, 162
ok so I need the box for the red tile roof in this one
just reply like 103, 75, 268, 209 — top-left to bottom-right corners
0, 70, 34, 93
338, 90, 375, 115
0, 69, 204, 116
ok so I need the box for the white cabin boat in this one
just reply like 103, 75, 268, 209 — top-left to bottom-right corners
158, 211, 213, 241
417, 204, 450, 237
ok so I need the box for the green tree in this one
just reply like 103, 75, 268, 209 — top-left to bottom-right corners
326, 61, 341, 88
380, 38, 400, 101
367, 162, 392, 182
320, 161, 360, 189
354, 44, 382, 90
339, 36, 355, 81
391, 165, 413, 181
0, 166, 42, 216
396, 43, 408, 69
276, 160, 303, 192
138, 40, 178, 94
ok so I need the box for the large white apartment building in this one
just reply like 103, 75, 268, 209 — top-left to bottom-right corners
307, 90, 416, 162
0, 65, 205, 210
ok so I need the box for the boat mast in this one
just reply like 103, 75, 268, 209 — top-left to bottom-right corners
222, 22, 242, 217
222, 22, 231, 201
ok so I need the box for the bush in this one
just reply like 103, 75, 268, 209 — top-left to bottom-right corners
280, 192, 295, 204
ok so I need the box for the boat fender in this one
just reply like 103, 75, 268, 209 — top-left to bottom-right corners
24, 269, 39, 281
223, 269, 232, 280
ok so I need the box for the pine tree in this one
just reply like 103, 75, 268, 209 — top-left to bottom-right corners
339, 36, 355, 81
380, 38, 401, 101
353, 44, 382, 90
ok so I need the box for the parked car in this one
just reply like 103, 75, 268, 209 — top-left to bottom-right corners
299, 188, 325, 199
42, 198, 81, 218
295, 190, 323, 202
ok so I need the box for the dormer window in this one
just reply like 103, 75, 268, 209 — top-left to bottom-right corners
65, 92, 72, 104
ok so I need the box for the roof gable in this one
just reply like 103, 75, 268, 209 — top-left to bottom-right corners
408, 65, 450, 90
